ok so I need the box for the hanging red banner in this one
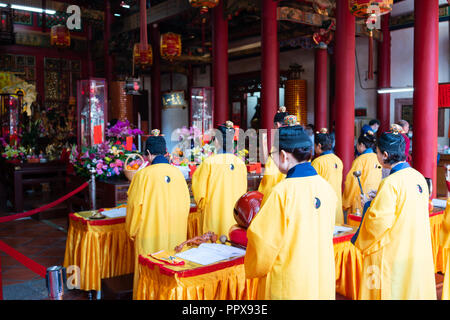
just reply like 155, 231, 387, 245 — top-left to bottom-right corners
439, 83, 450, 108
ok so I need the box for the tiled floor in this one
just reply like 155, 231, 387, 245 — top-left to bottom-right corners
0, 189, 88, 300
0, 189, 445, 300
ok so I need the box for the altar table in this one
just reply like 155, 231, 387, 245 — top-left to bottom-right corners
63, 206, 135, 291
348, 207, 448, 273
136, 225, 360, 300
0, 160, 67, 212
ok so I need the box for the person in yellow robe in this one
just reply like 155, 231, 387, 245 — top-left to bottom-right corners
126, 130, 190, 299
440, 188, 450, 300
245, 125, 336, 300
352, 129, 436, 300
342, 131, 382, 216
312, 128, 344, 224
191, 121, 247, 237
258, 107, 288, 202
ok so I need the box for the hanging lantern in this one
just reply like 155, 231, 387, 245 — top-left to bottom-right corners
160, 32, 182, 62
133, 43, 153, 68
349, 0, 393, 18
50, 24, 71, 48
349, 1, 393, 80
132, 0, 152, 70
189, 0, 219, 14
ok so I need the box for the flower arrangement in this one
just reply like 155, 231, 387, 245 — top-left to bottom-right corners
69, 142, 130, 180
106, 120, 144, 142
236, 148, 249, 164
1, 145, 28, 162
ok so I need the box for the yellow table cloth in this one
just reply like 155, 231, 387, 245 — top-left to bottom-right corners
137, 254, 259, 300
136, 225, 360, 300
429, 210, 449, 273
333, 227, 362, 300
63, 206, 135, 291
349, 209, 446, 273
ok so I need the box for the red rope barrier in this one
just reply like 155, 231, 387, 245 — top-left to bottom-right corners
0, 240, 47, 278
0, 182, 89, 224
0, 255, 3, 300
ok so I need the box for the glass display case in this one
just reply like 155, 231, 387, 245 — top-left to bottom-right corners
190, 87, 214, 136
77, 78, 108, 149
0, 92, 22, 140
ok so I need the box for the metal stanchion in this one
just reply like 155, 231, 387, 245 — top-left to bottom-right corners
46, 266, 65, 300
89, 168, 102, 300
88, 168, 102, 300
89, 168, 96, 211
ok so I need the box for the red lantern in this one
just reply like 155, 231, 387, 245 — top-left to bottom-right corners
349, 0, 393, 17
189, 0, 219, 14
133, 43, 153, 68
349, 1, 393, 80
160, 32, 182, 62
50, 24, 70, 48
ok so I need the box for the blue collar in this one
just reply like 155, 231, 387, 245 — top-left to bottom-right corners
362, 148, 374, 155
151, 155, 169, 165
286, 162, 318, 179
321, 150, 334, 156
389, 162, 410, 175
218, 149, 234, 155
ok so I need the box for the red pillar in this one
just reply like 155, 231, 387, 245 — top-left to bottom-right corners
104, 0, 113, 84
151, 24, 162, 130
377, 14, 391, 134
334, 0, 355, 178
413, 0, 439, 198
212, 1, 229, 125
261, 0, 279, 150
314, 48, 328, 131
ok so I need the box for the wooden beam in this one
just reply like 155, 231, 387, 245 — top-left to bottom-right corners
119, 0, 190, 33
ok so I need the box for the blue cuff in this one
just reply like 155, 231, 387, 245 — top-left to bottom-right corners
351, 200, 372, 245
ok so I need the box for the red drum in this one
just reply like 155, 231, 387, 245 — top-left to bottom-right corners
229, 224, 248, 247
233, 191, 264, 229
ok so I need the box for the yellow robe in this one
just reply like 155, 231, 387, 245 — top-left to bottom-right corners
126, 163, 190, 299
312, 152, 344, 224
440, 198, 450, 300
258, 155, 285, 203
354, 166, 436, 300
245, 164, 336, 300
191, 153, 247, 237
342, 151, 382, 215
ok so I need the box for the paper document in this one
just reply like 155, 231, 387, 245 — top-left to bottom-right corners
175, 243, 246, 266
102, 207, 127, 218
334, 226, 353, 237
432, 199, 447, 209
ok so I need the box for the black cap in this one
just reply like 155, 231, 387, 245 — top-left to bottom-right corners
145, 129, 166, 155
277, 125, 313, 150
